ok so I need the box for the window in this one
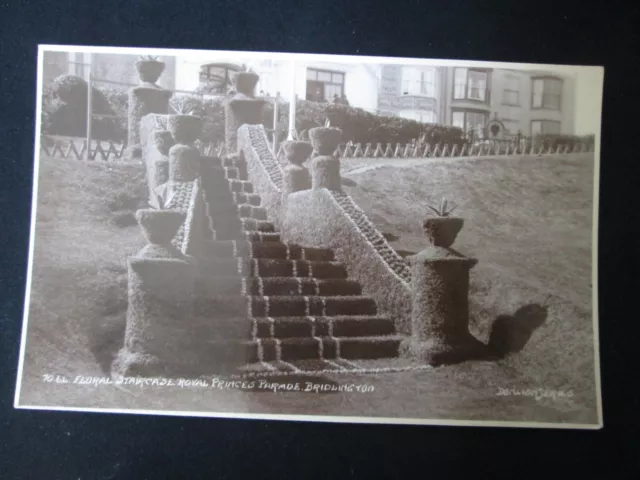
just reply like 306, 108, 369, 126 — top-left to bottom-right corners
68, 52, 89, 78
502, 75, 520, 105
401, 67, 436, 97
452, 110, 488, 138
306, 68, 345, 102
531, 77, 563, 110
398, 110, 437, 124
531, 120, 561, 135
453, 68, 489, 102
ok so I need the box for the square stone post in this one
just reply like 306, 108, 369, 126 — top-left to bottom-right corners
126, 85, 173, 160
403, 247, 485, 365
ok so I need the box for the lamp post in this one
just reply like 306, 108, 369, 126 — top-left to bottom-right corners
288, 59, 296, 140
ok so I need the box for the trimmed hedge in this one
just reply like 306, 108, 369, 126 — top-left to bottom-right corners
263, 100, 466, 147
42, 74, 127, 142
532, 133, 595, 150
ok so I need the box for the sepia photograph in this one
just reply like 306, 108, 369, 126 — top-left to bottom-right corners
14, 44, 603, 428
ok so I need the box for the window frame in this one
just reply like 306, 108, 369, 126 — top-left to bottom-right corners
502, 75, 521, 106
531, 119, 562, 135
452, 67, 491, 104
401, 66, 437, 98
306, 67, 346, 102
530, 75, 563, 111
451, 108, 489, 136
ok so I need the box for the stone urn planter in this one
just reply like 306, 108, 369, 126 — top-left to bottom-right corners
309, 127, 342, 156
135, 58, 165, 84
135, 209, 185, 258
282, 140, 314, 165
153, 130, 175, 156
422, 217, 464, 248
233, 71, 260, 97
167, 114, 202, 145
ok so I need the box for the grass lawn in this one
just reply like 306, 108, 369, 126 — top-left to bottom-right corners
16, 153, 599, 426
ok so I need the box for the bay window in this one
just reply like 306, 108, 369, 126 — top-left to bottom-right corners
452, 110, 488, 138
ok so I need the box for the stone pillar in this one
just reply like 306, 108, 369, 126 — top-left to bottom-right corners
224, 71, 267, 153
402, 218, 485, 365
281, 140, 313, 197
309, 127, 343, 191
152, 130, 175, 187
112, 209, 198, 377
126, 86, 172, 160
167, 115, 202, 183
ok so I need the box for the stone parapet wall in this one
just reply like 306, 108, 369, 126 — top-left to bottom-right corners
282, 190, 413, 334
237, 124, 284, 226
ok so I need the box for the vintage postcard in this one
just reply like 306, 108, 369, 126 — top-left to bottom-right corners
15, 45, 603, 429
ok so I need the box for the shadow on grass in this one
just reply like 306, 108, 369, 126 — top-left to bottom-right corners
488, 304, 548, 358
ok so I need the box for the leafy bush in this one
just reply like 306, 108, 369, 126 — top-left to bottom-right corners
42, 74, 127, 142
533, 133, 595, 150
262, 100, 466, 147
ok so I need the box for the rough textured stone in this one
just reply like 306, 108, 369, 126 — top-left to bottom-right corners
311, 155, 342, 191
282, 188, 412, 333
112, 257, 197, 377
126, 85, 172, 159
169, 144, 200, 182
401, 247, 485, 365
225, 97, 267, 153
237, 124, 284, 228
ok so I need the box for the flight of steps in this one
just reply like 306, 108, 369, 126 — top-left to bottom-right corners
195, 155, 402, 371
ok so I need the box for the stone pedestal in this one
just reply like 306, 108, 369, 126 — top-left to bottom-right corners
126, 85, 172, 160
281, 140, 313, 196
224, 96, 267, 153
403, 247, 484, 366
112, 256, 197, 377
309, 127, 343, 191
112, 208, 197, 377
169, 144, 200, 182
311, 155, 342, 191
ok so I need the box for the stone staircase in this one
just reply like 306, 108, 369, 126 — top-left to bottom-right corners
196, 155, 402, 371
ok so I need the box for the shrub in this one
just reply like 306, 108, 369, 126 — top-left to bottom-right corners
533, 133, 595, 150
42, 74, 127, 142
262, 100, 465, 147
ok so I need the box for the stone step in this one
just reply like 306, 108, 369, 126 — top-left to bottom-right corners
232, 192, 261, 207
250, 258, 348, 278
228, 179, 254, 194
245, 277, 362, 296
251, 315, 395, 339
210, 230, 281, 242
240, 218, 275, 233
237, 204, 267, 220
201, 240, 334, 261
249, 295, 378, 317
244, 335, 403, 362
199, 258, 348, 279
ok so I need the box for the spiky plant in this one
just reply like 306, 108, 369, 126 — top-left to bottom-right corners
148, 190, 176, 210
138, 55, 160, 61
425, 197, 459, 217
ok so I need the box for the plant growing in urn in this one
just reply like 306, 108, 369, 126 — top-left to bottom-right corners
422, 197, 463, 248
135, 55, 165, 85
167, 97, 202, 145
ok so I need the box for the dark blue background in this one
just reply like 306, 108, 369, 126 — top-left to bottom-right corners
1, 0, 639, 478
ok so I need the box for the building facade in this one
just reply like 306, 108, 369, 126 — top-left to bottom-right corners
378, 65, 576, 136
41, 51, 578, 137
